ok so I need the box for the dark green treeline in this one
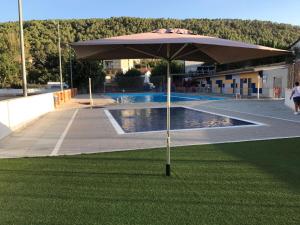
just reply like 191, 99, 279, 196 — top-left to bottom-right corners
0, 17, 299, 88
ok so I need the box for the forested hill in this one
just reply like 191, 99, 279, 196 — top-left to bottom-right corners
0, 17, 300, 87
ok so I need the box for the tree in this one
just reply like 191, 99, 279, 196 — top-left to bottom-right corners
115, 69, 143, 91
73, 60, 106, 93
0, 54, 20, 88
151, 60, 184, 77
150, 60, 184, 88
124, 68, 141, 77
0, 32, 23, 88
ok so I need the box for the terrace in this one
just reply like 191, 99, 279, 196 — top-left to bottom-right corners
0, 95, 299, 158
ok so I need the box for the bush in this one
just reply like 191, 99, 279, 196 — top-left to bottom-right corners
124, 68, 142, 77
150, 61, 184, 88
115, 69, 144, 91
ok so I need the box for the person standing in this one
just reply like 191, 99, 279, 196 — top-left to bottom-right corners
290, 82, 300, 115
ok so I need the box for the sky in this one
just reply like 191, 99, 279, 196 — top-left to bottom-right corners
0, 0, 300, 26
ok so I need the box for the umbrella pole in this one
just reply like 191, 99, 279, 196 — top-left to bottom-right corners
166, 60, 171, 176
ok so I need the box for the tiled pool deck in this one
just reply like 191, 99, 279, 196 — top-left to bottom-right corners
0, 95, 299, 158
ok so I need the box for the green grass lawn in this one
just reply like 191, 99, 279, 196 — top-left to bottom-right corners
0, 138, 299, 225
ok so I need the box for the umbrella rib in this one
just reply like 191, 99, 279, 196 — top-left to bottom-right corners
125, 46, 166, 60
156, 44, 163, 55
175, 48, 202, 59
170, 43, 188, 60
73, 45, 123, 60
194, 45, 222, 64
175, 45, 220, 63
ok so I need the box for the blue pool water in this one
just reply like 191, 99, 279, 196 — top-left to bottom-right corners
105, 92, 224, 103
107, 107, 255, 133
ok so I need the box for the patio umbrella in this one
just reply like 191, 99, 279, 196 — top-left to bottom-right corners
71, 28, 290, 176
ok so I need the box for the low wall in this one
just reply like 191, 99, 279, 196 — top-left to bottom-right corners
285, 89, 294, 109
0, 88, 46, 96
53, 88, 77, 108
0, 93, 55, 140
0, 88, 77, 140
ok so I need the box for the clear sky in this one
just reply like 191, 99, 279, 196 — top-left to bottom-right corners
0, 0, 300, 26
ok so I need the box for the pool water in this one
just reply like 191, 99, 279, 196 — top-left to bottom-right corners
106, 107, 256, 134
105, 92, 224, 103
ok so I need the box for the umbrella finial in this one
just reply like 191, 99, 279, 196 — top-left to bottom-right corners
152, 28, 194, 35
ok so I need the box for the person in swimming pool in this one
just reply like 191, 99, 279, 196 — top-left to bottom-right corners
290, 81, 300, 115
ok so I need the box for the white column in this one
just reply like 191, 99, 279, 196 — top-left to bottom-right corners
257, 74, 260, 99
57, 21, 63, 91
18, 0, 27, 97
69, 46, 73, 88
166, 44, 171, 176
89, 78, 93, 107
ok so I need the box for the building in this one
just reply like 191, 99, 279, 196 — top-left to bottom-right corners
185, 61, 216, 75
285, 37, 300, 108
103, 59, 140, 78
289, 38, 300, 85
261, 66, 289, 98
194, 63, 288, 98
185, 61, 204, 73
290, 38, 300, 58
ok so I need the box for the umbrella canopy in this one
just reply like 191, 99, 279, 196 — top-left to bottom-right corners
72, 28, 289, 64
71, 28, 290, 176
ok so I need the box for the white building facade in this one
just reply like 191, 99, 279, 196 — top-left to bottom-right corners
103, 59, 140, 77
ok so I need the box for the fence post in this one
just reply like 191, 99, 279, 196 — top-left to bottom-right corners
89, 78, 93, 107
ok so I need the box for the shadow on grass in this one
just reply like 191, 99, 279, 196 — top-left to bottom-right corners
214, 138, 300, 192
0, 169, 164, 178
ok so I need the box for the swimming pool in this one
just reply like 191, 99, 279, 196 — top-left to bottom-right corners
105, 107, 259, 134
105, 92, 224, 103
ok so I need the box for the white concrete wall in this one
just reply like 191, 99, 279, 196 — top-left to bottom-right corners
262, 88, 274, 98
120, 59, 135, 73
223, 83, 232, 94
0, 101, 11, 139
285, 89, 294, 109
0, 93, 54, 140
262, 68, 288, 98
103, 59, 136, 74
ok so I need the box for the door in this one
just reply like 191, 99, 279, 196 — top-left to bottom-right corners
240, 79, 243, 95
274, 77, 282, 88
248, 78, 252, 96
233, 79, 236, 94
220, 80, 223, 94
273, 77, 282, 97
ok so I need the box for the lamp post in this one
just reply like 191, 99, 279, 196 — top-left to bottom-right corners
57, 21, 63, 91
257, 74, 260, 99
69, 45, 73, 88
18, 0, 28, 97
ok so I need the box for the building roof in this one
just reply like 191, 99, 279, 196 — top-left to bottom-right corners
192, 62, 288, 78
289, 37, 300, 49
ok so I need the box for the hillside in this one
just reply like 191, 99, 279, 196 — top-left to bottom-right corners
0, 17, 299, 87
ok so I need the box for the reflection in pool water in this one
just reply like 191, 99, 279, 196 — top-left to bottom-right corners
108, 107, 254, 133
